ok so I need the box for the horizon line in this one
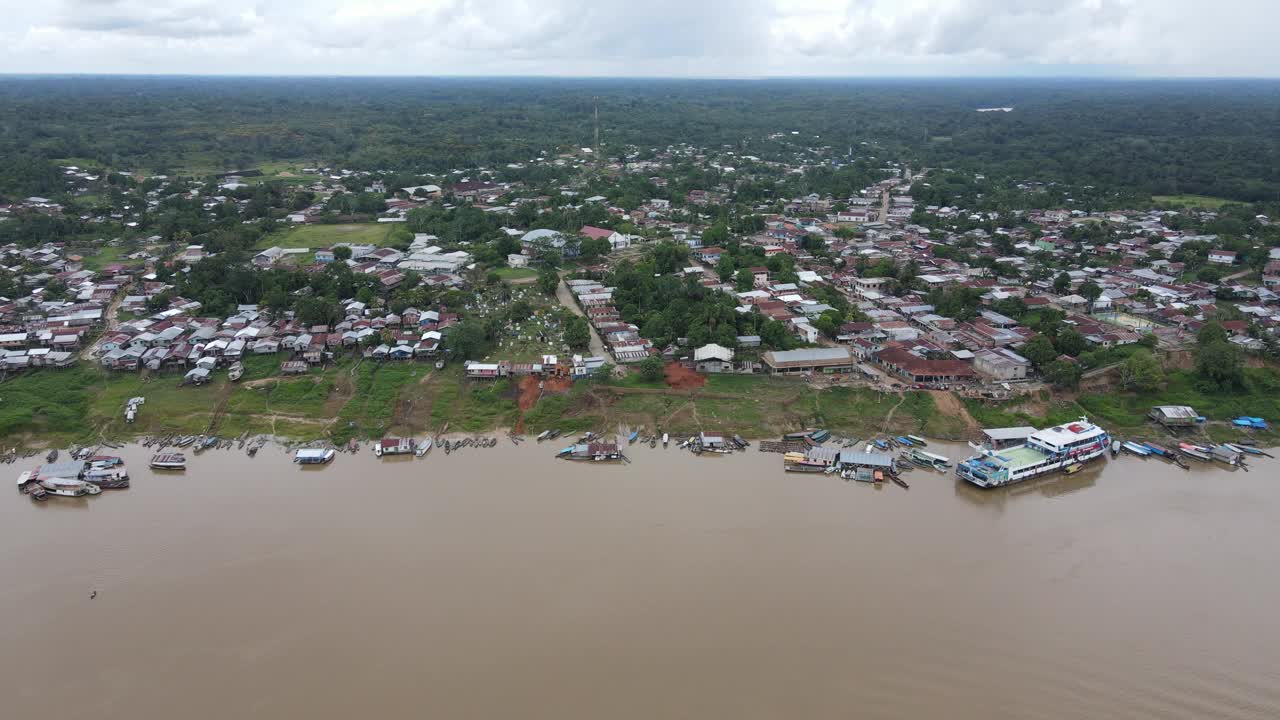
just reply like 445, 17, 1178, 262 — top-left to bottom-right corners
2, 72, 1280, 82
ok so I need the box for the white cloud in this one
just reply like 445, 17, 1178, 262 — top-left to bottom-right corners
0, 0, 1276, 76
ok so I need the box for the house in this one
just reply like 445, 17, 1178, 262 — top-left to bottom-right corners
314, 248, 336, 263
876, 347, 975, 385
580, 226, 630, 250
692, 343, 735, 373
761, 348, 854, 375
972, 348, 1030, 381
695, 247, 723, 264
507, 253, 529, 269
1208, 249, 1238, 265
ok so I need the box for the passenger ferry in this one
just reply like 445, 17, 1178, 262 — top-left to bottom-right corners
39, 477, 102, 497
956, 417, 1110, 489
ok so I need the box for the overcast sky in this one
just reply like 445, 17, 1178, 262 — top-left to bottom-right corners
2, 0, 1278, 77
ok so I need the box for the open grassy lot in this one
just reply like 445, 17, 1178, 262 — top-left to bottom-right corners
493, 267, 539, 281
256, 223, 394, 250
1151, 194, 1237, 210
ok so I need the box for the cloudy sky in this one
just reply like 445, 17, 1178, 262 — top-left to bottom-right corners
2, 0, 1278, 77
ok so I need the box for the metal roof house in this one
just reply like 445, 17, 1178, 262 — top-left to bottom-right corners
761, 347, 854, 374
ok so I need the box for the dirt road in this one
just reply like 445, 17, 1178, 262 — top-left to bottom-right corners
555, 278, 613, 362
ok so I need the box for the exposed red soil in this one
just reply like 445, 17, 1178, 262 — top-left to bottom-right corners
664, 362, 707, 391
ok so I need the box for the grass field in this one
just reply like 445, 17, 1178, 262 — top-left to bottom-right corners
1151, 194, 1238, 210
256, 223, 394, 250
493, 267, 539, 281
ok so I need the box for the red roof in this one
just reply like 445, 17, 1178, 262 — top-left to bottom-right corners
579, 226, 614, 240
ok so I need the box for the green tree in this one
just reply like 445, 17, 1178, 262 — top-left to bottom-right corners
537, 267, 559, 296
332, 245, 352, 261
1056, 328, 1087, 357
447, 319, 488, 360
1194, 323, 1244, 391
734, 268, 754, 292
1119, 349, 1165, 392
564, 316, 591, 350
637, 355, 665, 383
716, 254, 736, 282
1078, 280, 1102, 309
1044, 359, 1082, 389
1021, 334, 1058, 368
1053, 271, 1071, 294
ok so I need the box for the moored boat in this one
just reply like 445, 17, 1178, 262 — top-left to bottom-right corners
957, 417, 1109, 489
906, 435, 927, 446
415, 438, 433, 457
1122, 441, 1151, 456
373, 437, 415, 457
294, 448, 336, 465
662, 433, 669, 447
39, 477, 101, 497
150, 453, 187, 470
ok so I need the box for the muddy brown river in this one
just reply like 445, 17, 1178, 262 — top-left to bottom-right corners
2, 440, 1278, 719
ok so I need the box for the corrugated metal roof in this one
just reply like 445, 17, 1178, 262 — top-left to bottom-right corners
982, 426, 1037, 441
838, 451, 894, 467
764, 348, 852, 365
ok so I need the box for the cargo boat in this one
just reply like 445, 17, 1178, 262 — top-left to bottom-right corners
957, 417, 1109, 489
373, 438, 415, 457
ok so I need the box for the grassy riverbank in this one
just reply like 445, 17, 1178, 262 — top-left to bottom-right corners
2, 364, 1276, 448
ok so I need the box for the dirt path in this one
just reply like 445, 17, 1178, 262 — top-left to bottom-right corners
554, 278, 612, 362
929, 390, 981, 436
881, 391, 907, 432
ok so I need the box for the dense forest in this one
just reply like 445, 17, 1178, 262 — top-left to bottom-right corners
2, 77, 1280, 202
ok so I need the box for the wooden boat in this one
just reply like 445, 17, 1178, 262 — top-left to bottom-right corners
809, 429, 830, 443
82, 471, 130, 489
150, 453, 187, 470
1121, 441, 1151, 456
415, 438, 433, 457
1177, 443, 1212, 462
1110, 439, 1121, 457
628, 430, 639, 444
906, 435, 927, 446
733, 434, 749, 449
895, 436, 914, 447
46, 449, 58, 462
1063, 462, 1084, 475
536, 430, 551, 442
662, 433, 669, 447
891, 475, 909, 489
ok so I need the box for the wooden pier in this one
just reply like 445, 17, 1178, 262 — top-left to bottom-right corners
758, 441, 808, 454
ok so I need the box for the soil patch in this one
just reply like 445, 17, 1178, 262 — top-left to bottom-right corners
664, 362, 706, 391
930, 390, 981, 435
517, 375, 541, 412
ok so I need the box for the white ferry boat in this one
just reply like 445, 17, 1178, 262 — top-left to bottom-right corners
956, 417, 1110, 489
294, 448, 336, 465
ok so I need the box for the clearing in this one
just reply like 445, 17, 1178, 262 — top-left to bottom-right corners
1152, 194, 1238, 210
256, 223, 394, 250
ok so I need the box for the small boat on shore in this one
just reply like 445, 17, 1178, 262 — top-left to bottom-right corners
895, 436, 914, 447
906, 435, 927, 447
1110, 439, 1121, 457
46, 449, 58, 463
628, 430, 639, 444
295, 448, 336, 465
1178, 443, 1212, 462
150, 453, 187, 470
662, 433, 669, 447
1122, 441, 1151, 456
415, 437, 433, 457
537, 430, 551, 442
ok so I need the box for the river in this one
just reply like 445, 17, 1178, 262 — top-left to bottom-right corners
2, 441, 1278, 719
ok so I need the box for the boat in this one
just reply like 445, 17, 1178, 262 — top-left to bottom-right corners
1063, 462, 1084, 475
895, 436, 914, 447
1210, 444, 1243, 467
908, 448, 952, 470
1224, 442, 1270, 458
628, 430, 639, 444
662, 433, 669, 447
891, 475, 910, 489
558, 442, 624, 462
733, 434, 749, 449
809, 429, 830, 443
956, 417, 1110, 489
1122, 441, 1151, 457
873, 439, 890, 451
373, 438, 415, 457
82, 470, 130, 489
294, 448, 336, 465
536, 430, 551, 442
39, 477, 101, 497
906, 435, 927, 446
1178, 442, 1212, 462
415, 437, 433, 457
783, 452, 827, 473
227, 362, 244, 382
783, 431, 812, 441
46, 449, 58, 462
174, 436, 196, 448
150, 453, 187, 470
1110, 439, 1120, 457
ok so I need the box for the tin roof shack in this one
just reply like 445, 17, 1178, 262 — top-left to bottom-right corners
981, 426, 1037, 450
1149, 405, 1203, 429
837, 451, 895, 470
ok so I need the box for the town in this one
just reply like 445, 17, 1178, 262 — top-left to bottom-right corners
1, 126, 1278, 461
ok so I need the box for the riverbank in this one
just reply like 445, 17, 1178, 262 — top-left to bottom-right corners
1, 361, 1275, 450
